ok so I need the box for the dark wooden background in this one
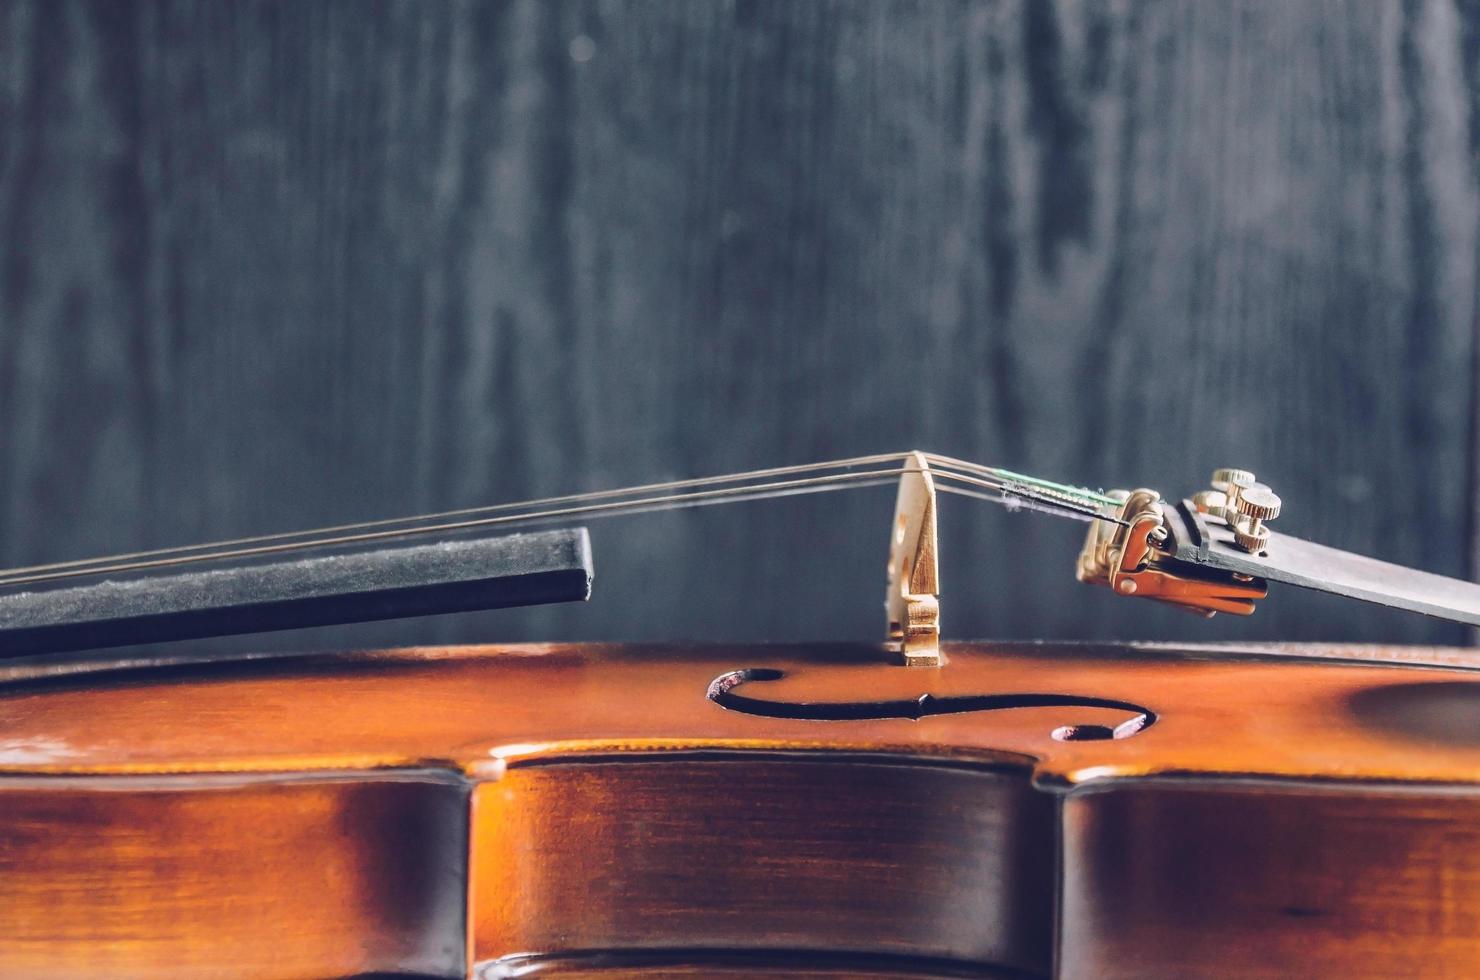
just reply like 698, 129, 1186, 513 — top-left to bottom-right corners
1, 0, 1477, 653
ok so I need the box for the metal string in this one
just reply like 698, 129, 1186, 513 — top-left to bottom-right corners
0, 455, 1119, 589
0, 454, 911, 581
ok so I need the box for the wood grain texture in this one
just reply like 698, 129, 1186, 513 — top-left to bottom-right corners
1, 0, 1478, 652
478, 952, 1021, 978
7, 642, 1480, 974
0, 773, 467, 978
1061, 783, 1480, 979
469, 760, 1053, 973
9, 640, 1480, 789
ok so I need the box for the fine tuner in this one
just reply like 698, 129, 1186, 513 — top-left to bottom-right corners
895, 451, 1480, 668
1193, 467, 1283, 552
12, 454, 1480, 976
2, 449, 1478, 666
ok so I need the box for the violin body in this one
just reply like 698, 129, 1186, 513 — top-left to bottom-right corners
4, 640, 1480, 978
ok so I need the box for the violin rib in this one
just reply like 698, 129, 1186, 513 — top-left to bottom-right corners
2, 641, 1480, 978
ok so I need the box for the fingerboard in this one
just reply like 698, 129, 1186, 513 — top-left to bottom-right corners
0, 528, 592, 658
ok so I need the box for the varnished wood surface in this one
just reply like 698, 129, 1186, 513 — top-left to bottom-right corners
2, 0, 1478, 651
1060, 783, 1480, 979
469, 760, 1052, 970
3, 642, 1480, 976
6, 641, 1480, 788
480, 950, 1021, 978
0, 773, 467, 979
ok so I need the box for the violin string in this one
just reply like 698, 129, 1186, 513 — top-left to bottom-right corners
0, 457, 1120, 589
0, 453, 914, 582
0, 468, 915, 587
0, 462, 1117, 587
933, 479, 1108, 519
0, 453, 1113, 582
921, 453, 1120, 508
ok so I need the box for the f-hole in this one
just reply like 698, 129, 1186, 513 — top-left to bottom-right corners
706, 668, 1155, 738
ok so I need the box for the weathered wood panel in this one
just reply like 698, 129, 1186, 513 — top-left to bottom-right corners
0, 0, 1476, 651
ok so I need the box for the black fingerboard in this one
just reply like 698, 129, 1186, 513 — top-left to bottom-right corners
0, 527, 593, 658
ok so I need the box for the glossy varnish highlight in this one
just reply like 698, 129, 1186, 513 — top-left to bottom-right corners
470, 758, 1052, 970
0, 773, 466, 978
2, 642, 1480, 976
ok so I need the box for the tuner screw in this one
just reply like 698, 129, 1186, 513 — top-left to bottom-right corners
1223, 475, 1263, 515
1207, 469, 1256, 523
1232, 485, 1281, 554
1233, 524, 1270, 553
1192, 489, 1227, 516
1236, 485, 1281, 522
1211, 468, 1256, 490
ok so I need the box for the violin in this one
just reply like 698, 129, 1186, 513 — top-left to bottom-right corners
3, 451, 1480, 978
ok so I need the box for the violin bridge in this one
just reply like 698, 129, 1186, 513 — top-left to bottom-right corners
887, 451, 942, 667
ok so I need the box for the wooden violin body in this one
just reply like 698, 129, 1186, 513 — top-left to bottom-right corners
4, 640, 1480, 978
